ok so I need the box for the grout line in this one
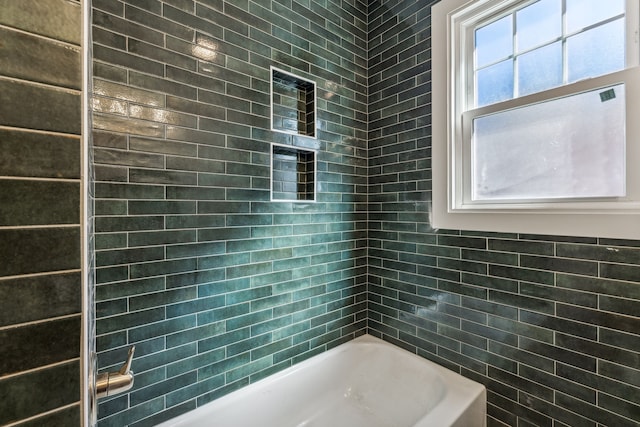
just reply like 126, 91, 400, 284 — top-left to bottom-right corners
0, 313, 81, 333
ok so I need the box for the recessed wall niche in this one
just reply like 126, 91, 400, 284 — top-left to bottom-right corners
271, 67, 316, 138
271, 144, 316, 202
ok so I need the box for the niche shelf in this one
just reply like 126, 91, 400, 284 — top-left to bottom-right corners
271, 67, 316, 138
271, 144, 316, 202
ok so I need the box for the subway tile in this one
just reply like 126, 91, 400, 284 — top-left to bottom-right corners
164, 4, 223, 39
519, 337, 596, 372
97, 307, 165, 336
0, 79, 80, 134
0, 27, 81, 89
96, 246, 165, 267
95, 182, 164, 200
520, 255, 598, 277
0, 316, 80, 376
128, 39, 197, 71
87, 2, 640, 427
557, 273, 640, 299
0, 273, 81, 327
556, 333, 639, 367
520, 282, 597, 309
125, 4, 193, 40
129, 105, 198, 128
93, 61, 128, 83
13, 405, 80, 427
94, 113, 165, 137
166, 268, 225, 289
166, 214, 225, 229
488, 341, 555, 373
128, 200, 196, 215
0, 361, 80, 426
555, 392, 636, 427
166, 96, 226, 120
0, 129, 80, 179
129, 316, 197, 343
600, 262, 640, 283
437, 235, 487, 249
558, 362, 640, 407
94, 44, 164, 76
520, 310, 597, 340
96, 265, 129, 284
488, 238, 554, 256
93, 9, 163, 45
489, 264, 554, 286
130, 169, 198, 186
0, 180, 80, 226
130, 258, 198, 279
0, 227, 80, 276
95, 147, 163, 168
556, 303, 640, 336
94, 79, 165, 107
95, 166, 128, 183
0, 0, 81, 44
130, 71, 197, 99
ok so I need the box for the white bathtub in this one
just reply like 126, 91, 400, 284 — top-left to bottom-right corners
157, 334, 486, 427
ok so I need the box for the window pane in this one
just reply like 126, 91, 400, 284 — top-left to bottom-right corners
476, 15, 513, 68
566, 0, 624, 33
516, 0, 561, 52
517, 42, 562, 96
567, 18, 625, 82
476, 60, 514, 106
472, 84, 625, 201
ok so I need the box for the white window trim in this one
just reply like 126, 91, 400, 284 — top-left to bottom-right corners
432, 0, 640, 239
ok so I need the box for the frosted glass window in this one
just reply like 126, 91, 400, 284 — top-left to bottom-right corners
476, 60, 514, 106
475, 16, 512, 68
516, 0, 561, 52
566, 0, 624, 33
517, 42, 562, 96
474, 0, 627, 106
472, 84, 626, 201
567, 19, 625, 82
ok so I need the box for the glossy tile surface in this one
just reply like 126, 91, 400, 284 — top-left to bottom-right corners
367, 1, 640, 427
0, 1, 83, 426
93, 1, 367, 426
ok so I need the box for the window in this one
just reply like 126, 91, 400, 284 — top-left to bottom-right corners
432, 0, 640, 239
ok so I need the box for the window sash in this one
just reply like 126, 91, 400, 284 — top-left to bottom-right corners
455, 67, 640, 212
460, 0, 639, 110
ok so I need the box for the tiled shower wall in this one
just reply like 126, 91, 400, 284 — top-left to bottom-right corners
368, 1, 640, 426
92, 1, 368, 425
92, 1, 639, 426
0, 0, 83, 426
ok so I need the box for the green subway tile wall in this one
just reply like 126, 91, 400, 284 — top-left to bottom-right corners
92, 1, 368, 426
0, 0, 83, 426
90, 1, 640, 426
368, 1, 640, 427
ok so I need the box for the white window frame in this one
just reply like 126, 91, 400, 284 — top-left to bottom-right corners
432, 0, 640, 239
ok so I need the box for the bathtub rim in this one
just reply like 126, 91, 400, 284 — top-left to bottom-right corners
156, 333, 487, 427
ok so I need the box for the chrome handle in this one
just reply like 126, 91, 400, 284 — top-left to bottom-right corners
96, 346, 135, 399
